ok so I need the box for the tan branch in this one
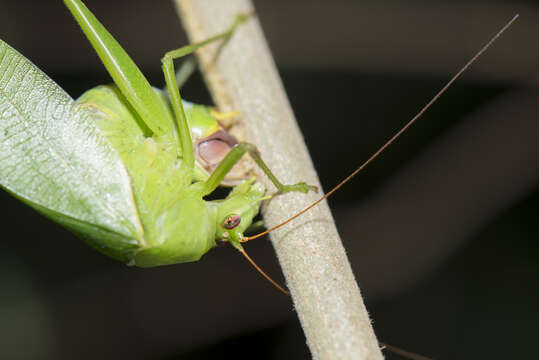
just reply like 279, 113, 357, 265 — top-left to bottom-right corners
173, 1, 383, 359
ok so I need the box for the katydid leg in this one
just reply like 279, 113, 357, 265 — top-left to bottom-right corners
199, 142, 318, 196
164, 13, 249, 91
161, 13, 250, 183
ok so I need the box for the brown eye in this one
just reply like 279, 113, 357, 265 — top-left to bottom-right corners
223, 214, 241, 229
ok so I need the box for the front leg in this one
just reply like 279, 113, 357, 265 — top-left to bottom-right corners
199, 142, 318, 196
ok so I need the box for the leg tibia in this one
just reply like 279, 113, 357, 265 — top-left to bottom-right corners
201, 142, 318, 196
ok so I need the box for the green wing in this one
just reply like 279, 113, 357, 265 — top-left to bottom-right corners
0, 39, 144, 261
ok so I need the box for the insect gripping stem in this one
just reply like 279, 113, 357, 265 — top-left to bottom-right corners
243, 14, 519, 243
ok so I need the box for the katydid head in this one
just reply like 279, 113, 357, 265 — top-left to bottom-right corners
211, 178, 292, 294
213, 178, 265, 244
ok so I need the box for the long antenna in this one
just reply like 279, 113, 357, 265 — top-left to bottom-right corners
243, 14, 519, 243
380, 342, 433, 360
236, 247, 290, 295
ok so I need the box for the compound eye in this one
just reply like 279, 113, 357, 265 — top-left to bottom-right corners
223, 214, 241, 229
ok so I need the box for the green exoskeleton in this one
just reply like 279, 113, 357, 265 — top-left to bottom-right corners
0, 0, 315, 293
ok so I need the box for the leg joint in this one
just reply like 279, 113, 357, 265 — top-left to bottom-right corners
161, 53, 172, 65
237, 142, 260, 157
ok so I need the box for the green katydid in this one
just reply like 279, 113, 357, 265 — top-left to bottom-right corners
0, 0, 517, 299
0, 0, 316, 295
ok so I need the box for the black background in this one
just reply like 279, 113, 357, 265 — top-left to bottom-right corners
0, 1, 538, 359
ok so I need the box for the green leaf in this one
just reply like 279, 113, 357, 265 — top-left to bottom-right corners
0, 39, 144, 251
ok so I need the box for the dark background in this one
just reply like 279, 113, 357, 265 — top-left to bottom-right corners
1, 0, 538, 359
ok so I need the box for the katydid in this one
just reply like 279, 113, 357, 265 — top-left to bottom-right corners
0, 0, 314, 295
0, 0, 517, 300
